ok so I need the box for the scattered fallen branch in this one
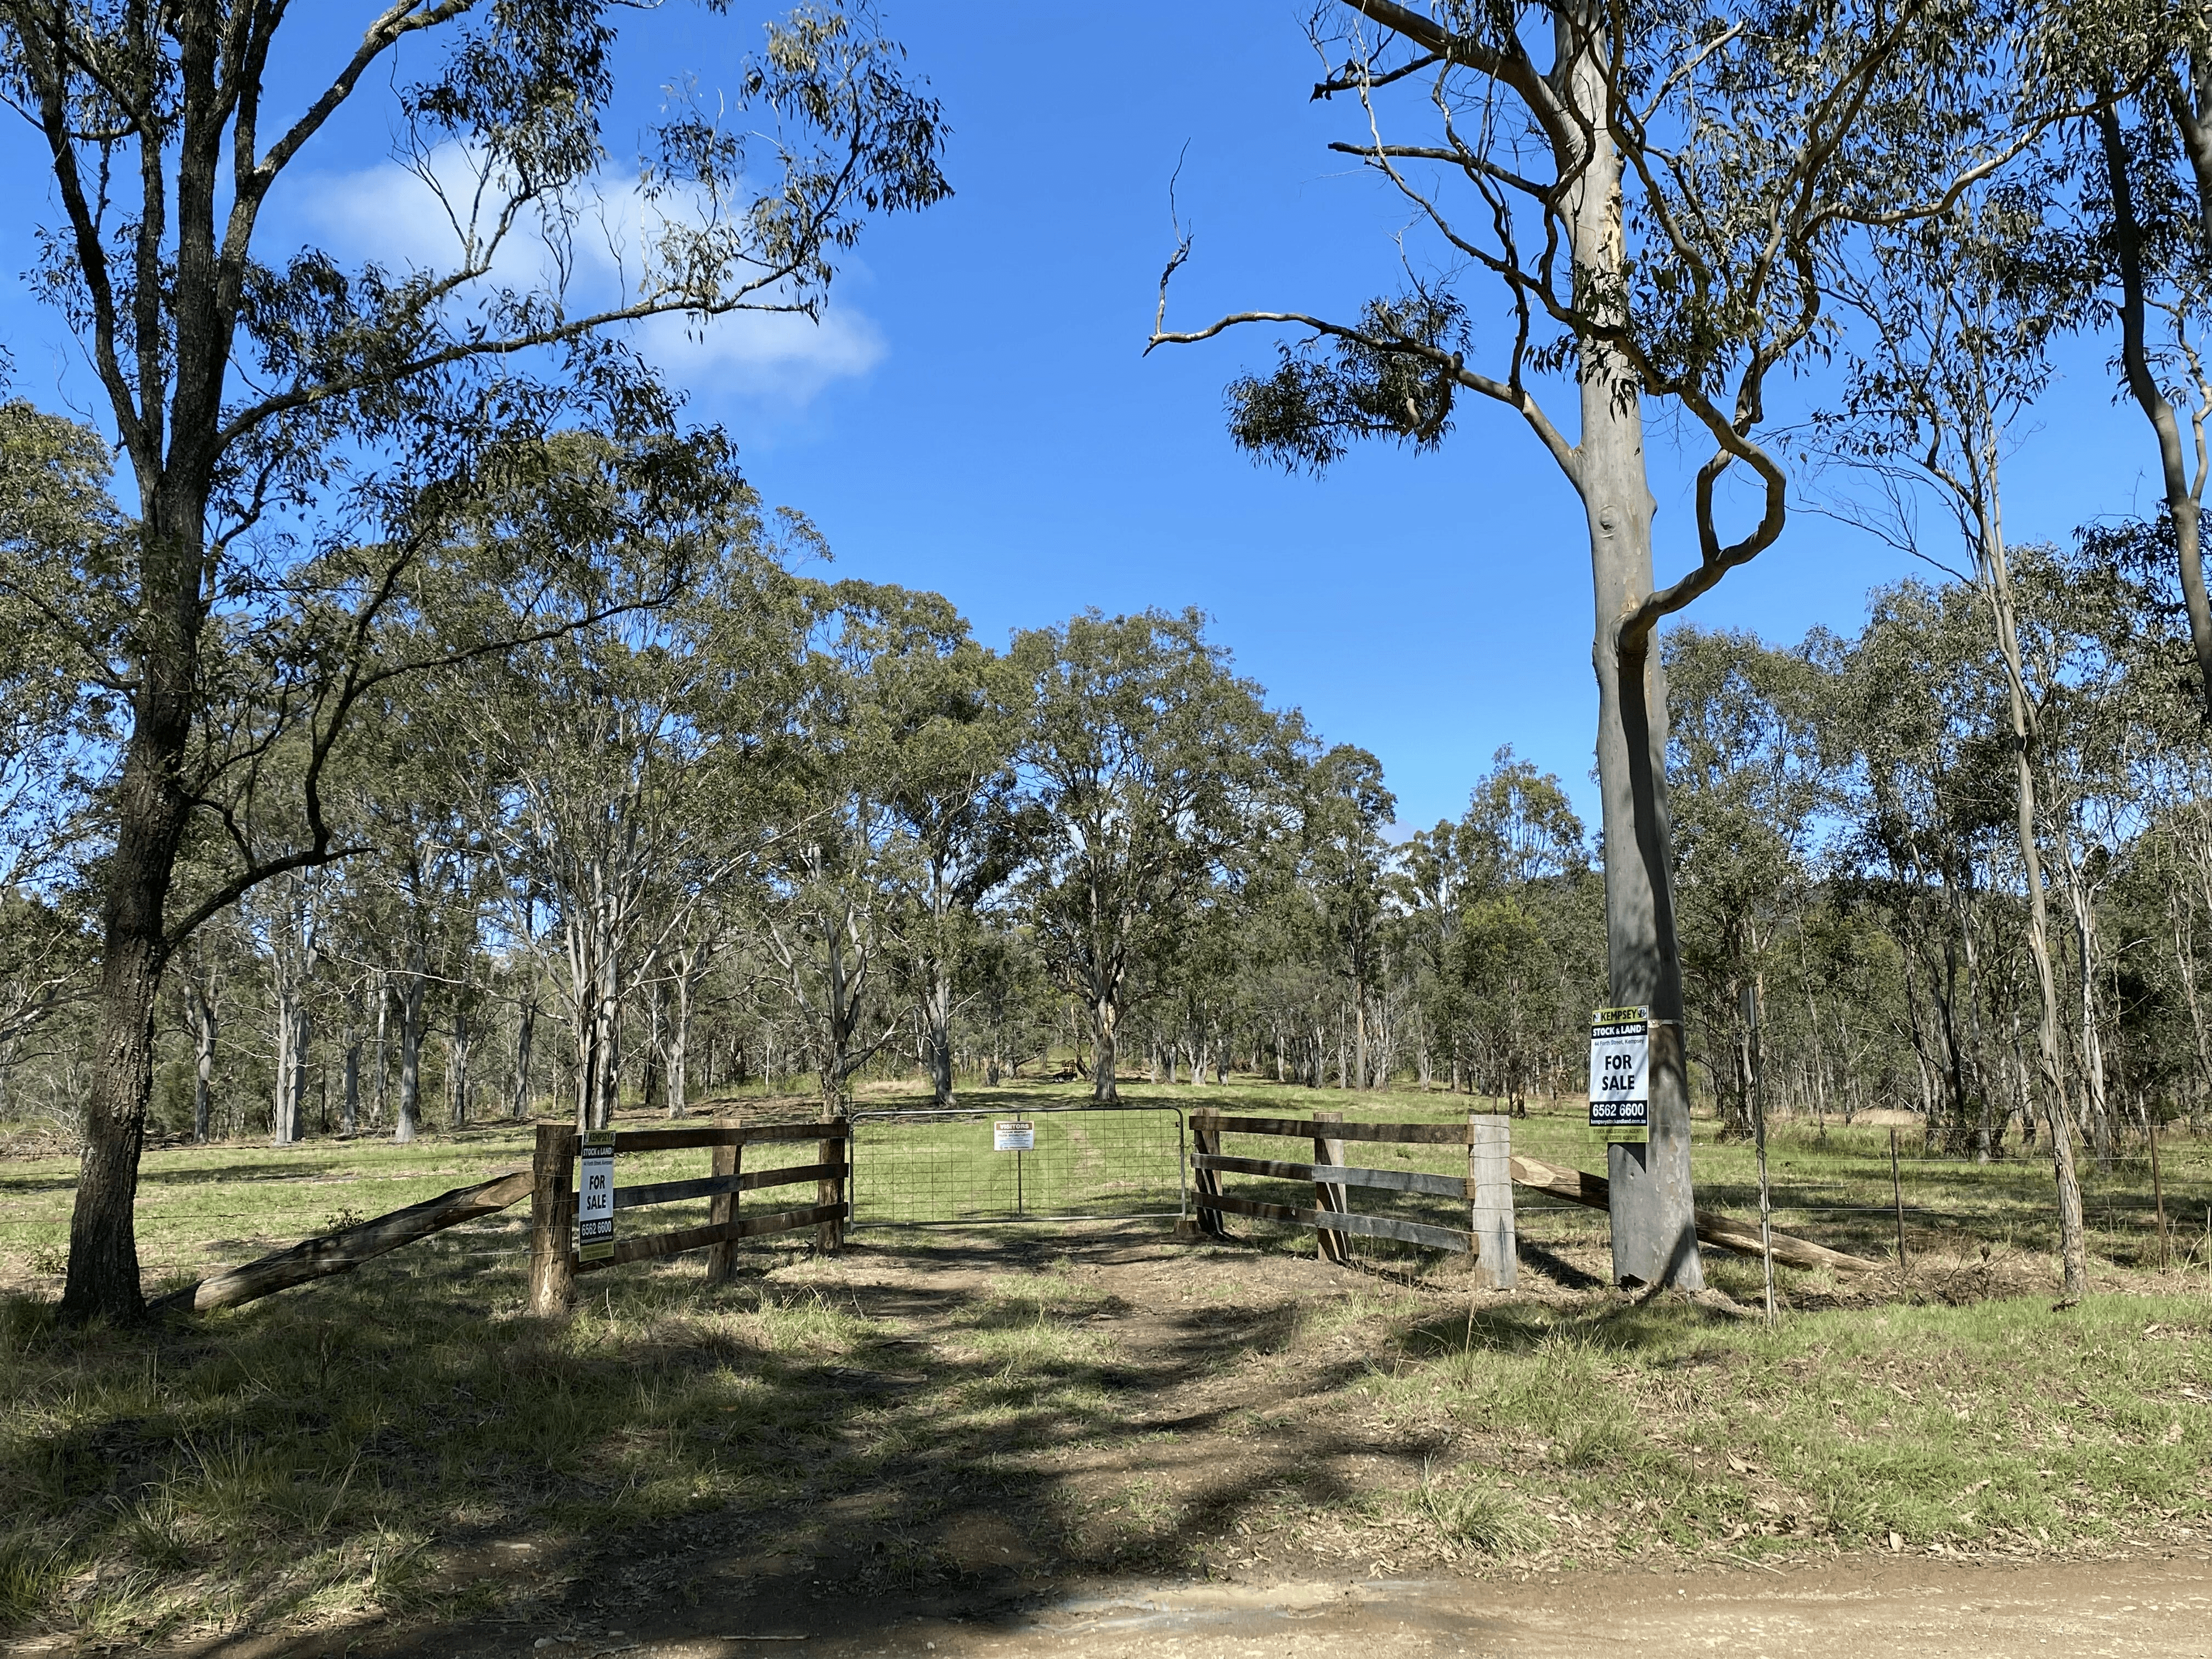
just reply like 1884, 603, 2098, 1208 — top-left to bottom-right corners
153, 1167, 532, 1316
1509, 1154, 1887, 1276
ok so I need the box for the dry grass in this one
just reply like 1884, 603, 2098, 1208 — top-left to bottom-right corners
0, 1082, 2206, 1650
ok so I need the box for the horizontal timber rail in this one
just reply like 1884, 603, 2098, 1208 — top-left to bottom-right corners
1200, 1189, 1482, 1253
1509, 1153, 1885, 1275
1190, 1109, 1516, 1289
155, 1167, 533, 1317
530, 1119, 851, 1315
1200, 1114, 1479, 1146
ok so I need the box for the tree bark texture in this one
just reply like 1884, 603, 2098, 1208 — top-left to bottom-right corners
2099, 108, 2212, 719
1568, 14, 1702, 1289
1979, 516, 2090, 1300
395, 968, 426, 1143
61, 511, 199, 1318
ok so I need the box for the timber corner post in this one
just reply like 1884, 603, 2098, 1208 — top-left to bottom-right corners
1312, 1110, 1350, 1265
529, 1121, 578, 1317
705, 1134, 742, 1285
1190, 1109, 1227, 1238
1469, 1111, 1517, 1290
817, 1110, 848, 1252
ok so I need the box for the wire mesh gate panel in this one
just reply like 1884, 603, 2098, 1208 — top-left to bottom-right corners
848, 1105, 1187, 1225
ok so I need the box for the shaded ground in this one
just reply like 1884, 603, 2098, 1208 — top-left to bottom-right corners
2, 1088, 2208, 1655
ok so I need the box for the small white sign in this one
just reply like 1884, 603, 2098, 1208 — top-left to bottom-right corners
1588, 1006, 1651, 1130
578, 1130, 616, 1261
993, 1120, 1035, 1152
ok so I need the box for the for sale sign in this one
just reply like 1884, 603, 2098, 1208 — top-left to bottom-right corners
578, 1130, 616, 1262
993, 1120, 1035, 1152
1588, 1006, 1651, 1130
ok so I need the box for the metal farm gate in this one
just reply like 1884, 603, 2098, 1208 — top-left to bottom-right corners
846, 1104, 1187, 1226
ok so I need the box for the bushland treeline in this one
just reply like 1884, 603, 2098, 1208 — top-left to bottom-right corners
4, 495, 2203, 1163
6, 3, 2212, 1318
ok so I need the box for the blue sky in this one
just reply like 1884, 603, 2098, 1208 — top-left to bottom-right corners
0, 2, 2169, 836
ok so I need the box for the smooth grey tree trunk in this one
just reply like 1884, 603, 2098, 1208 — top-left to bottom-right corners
1977, 505, 2089, 1299
447, 1003, 470, 1128
1566, 12, 1702, 1289
511, 998, 535, 1120
341, 1031, 359, 1136
2100, 108, 2212, 718
188, 975, 217, 1144
394, 967, 426, 1143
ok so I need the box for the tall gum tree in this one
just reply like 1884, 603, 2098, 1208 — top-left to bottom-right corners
2047, 1, 2212, 711
1819, 194, 2097, 1296
1013, 610, 1303, 1105
0, 1, 948, 1321
1151, 0, 2067, 1286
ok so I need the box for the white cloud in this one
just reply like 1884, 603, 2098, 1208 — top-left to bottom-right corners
285, 144, 885, 405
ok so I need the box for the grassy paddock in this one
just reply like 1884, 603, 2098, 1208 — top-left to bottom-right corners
0, 1080, 2207, 1649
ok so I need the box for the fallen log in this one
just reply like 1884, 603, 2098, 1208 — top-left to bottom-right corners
1508, 1154, 1886, 1276
152, 1167, 532, 1316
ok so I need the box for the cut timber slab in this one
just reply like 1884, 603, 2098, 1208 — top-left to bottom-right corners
154, 1167, 533, 1315
1508, 1153, 1884, 1276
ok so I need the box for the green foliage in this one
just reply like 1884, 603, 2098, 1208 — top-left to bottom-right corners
1226, 291, 1470, 473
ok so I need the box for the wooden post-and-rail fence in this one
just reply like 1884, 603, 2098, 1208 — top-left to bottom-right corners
1189, 1109, 1520, 1289
528, 1120, 850, 1316
1188, 1109, 1888, 1285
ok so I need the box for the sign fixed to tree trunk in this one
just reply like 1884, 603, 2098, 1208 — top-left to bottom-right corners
578, 1130, 616, 1262
1588, 1007, 1651, 1136
994, 1120, 1035, 1152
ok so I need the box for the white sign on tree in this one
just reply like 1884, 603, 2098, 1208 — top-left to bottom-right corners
1588, 1006, 1651, 1132
578, 1130, 616, 1262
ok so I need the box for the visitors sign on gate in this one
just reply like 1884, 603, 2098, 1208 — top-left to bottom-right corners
994, 1120, 1035, 1152
1588, 1006, 1651, 1132
578, 1130, 616, 1261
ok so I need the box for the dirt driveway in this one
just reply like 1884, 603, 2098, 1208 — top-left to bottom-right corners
191, 1553, 2212, 1658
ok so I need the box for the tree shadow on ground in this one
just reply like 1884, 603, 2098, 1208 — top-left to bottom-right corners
2, 1221, 1507, 1659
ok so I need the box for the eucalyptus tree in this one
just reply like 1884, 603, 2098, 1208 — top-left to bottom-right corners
1453, 748, 1598, 1104
1301, 745, 1397, 1090
825, 583, 1034, 1108
0, 400, 123, 1065
1821, 189, 2094, 1294
757, 588, 916, 1118
1665, 628, 1834, 1137
444, 433, 803, 1132
1150, 0, 2055, 1285
241, 867, 325, 1146
1013, 610, 1304, 1104
2040, 3, 2212, 710
1390, 819, 1475, 1088
167, 911, 236, 1143
0, 2, 947, 1318
1841, 577, 2016, 1158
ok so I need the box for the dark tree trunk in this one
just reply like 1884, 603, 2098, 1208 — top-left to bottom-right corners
61, 511, 200, 1321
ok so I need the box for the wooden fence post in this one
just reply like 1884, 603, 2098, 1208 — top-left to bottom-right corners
529, 1122, 578, 1317
1889, 1127, 1909, 1273
1313, 1110, 1350, 1265
1192, 1110, 1225, 1237
706, 1133, 742, 1285
2151, 1123, 2169, 1271
1469, 1112, 1516, 1290
817, 1111, 846, 1251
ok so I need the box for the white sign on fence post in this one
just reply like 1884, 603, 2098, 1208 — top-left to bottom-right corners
993, 1120, 1035, 1152
1587, 1006, 1651, 1134
578, 1130, 616, 1262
